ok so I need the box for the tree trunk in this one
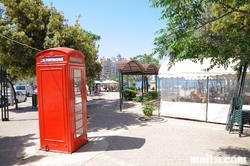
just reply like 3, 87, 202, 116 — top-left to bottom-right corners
144, 76, 149, 93
88, 85, 91, 95
8, 80, 18, 109
234, 62, 248, 97
225, 62, 248, 131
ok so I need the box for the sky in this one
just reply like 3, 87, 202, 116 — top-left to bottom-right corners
42, 0, 166, 63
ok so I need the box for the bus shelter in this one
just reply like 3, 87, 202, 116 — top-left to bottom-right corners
116, 60, 159, 111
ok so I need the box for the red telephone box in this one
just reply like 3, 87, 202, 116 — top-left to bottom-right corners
36, 47, 88, 153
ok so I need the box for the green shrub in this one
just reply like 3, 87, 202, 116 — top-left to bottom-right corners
123, 87, 137, 101
132, 96, 142, 102
148, 91, 158, 99
143, 93, 152, 101
143, 91, 158, 101
126, 86, 136, 90
142, 101, 154, 116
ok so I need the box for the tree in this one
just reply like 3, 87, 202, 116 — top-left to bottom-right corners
86, 61, 102, 87
0, 0, 49, 79
130, 53, 159, 66
61, 19, 102, 81
150, 0, 250, 96
110, 76, 119, 82
0, 0, 101, 83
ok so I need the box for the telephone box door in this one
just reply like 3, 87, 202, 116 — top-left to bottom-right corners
38, 65, 69, 151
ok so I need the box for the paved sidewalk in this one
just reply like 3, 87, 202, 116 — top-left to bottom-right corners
0, 92, 250, 166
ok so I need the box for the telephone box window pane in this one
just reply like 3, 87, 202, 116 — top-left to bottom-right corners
78, 86, 82, 94
75, 111, 83, 121
74, 70, 82, 77
75, 95, 82, 103
74, 87, 82, 96
74, 78, 82, 87
76, 128, 83, 137
75, 119, 83, 129
75, 103, 82, 112
74, 87, 81, 94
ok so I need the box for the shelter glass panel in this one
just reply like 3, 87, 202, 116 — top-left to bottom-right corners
160, 76, 240, 104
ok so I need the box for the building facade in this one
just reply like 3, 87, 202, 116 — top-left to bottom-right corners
99, 54, 126, 80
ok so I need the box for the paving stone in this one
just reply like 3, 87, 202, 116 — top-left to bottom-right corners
0, 92, 250, 166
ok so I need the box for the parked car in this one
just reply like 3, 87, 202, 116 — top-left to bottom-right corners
1, 91, 27, 104
14, 85, 34, 97
34, 88, 37, 94
15, 91, 27, 103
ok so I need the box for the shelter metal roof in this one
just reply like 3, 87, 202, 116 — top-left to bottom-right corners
116, 60, 145, 74
141, 64, 159, 74
116, 60, 159, 75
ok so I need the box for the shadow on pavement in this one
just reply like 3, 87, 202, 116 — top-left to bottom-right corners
9, 106, 38, 113
87, 99, 143, 132
15, 155, 45, 166
0, 134, 40, 166
77, 135, 145, 152
215, 146, 250, 165
106, 135, 145, 151
122, 101, 138, 109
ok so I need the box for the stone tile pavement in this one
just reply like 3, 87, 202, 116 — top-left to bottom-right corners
0, 92, 250, 166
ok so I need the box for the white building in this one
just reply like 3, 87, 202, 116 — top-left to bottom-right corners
99, 54, 126, 80
99, 57, 114, 80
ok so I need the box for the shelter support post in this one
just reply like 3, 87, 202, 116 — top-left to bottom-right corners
119, 71, 124, 111
141, 74, 144, 102
121, 73, 124, 109
155, 75, 158, 92
206, 77, 209, 123
156, 75, 160, 116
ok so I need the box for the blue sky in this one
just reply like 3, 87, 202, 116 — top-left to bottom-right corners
42, 0, 166, 62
